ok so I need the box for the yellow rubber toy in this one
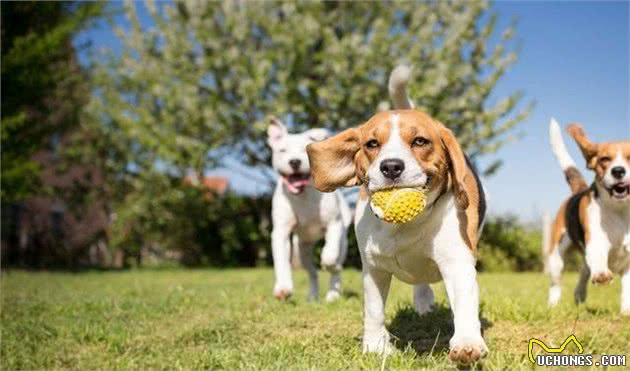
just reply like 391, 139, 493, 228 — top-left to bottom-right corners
370, 188, 426, 224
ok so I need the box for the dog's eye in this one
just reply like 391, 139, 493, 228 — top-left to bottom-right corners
278, 148, 287, 153
599, 156, 611, 164
365, 139, 379, 149
412, 137, 430, 147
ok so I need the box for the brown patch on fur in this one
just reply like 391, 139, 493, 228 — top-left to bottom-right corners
307, 109, 484, 252
548, 188, 593, 255
578, 191, 591, 245
567, 123, 630, 181
548, 202, 568, 255
563, 166, 588, 194
567, 124, 599, 169
306, 128, 362, 192
358, 186, 369, 201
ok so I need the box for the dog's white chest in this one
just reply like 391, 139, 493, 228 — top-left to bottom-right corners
273, 185, 348, 243
596, 202, 630, 248
355, 196, 466, 285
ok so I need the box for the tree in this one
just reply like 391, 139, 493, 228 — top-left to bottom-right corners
1, 2, 107, 268
86, 0, 530, 256
1, 2, 104, 202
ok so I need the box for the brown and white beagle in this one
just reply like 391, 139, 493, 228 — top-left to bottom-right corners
545, 119, 630, 313
306, 67, 488, 365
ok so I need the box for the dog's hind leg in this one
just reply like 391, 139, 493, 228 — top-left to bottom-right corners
297, 235, 319, 301
547, 235, 570, 306
271, 225, 294, 299
413, 284, 435, 316
574, 263, 590, 305
321, 219, 347, 302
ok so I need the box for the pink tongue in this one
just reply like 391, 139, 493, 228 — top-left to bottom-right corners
284, 177, 310, 194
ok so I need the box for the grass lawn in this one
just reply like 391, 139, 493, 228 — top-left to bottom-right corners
2, 268, 629, 370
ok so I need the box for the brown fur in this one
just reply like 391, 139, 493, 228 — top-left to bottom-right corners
307, 109, 483, 251
563, 166, 589, 194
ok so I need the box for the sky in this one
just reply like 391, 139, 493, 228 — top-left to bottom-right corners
480, 1, 629, 221
76, 1, 630, 221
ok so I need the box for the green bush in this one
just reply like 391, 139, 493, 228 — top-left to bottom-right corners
477, 215, 543, 272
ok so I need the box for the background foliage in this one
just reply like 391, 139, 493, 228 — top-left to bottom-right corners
3, 1, 543, 271
80, 0, 531, 264
1, 2, 103, 202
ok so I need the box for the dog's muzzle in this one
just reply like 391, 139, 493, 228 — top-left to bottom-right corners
282, 173, 310, 194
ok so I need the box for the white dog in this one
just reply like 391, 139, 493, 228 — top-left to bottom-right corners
307, 66, 488, 365
267, 116, 352, 302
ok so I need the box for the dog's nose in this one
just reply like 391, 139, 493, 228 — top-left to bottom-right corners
289, 159, 301, 170
611, 166, 626, 180
380, 159, 405, 179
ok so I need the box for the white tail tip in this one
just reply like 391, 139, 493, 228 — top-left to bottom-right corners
549, 117, 576, 170
388, 65, 413, 109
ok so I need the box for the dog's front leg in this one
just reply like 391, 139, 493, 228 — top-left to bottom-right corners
440, 259, 488, 365
585, 239, 613, 285
321, 219, 348, 302
296, 236, 319, 301
271, 226, 294, 299
585, 218, 614, 285
362, 267, 393, 354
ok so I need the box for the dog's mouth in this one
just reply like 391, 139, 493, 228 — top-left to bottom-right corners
281, 173, 310, 194
607, 181, 630, 200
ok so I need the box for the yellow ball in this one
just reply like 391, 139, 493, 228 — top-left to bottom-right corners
370, 188, 426, 224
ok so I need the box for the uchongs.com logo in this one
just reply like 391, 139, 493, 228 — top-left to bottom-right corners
528, 335, 626, 367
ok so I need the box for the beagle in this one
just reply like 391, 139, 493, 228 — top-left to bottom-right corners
306, 67, 488, 365
545, 119, 630, 313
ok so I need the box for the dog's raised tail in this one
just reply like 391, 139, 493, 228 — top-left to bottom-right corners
388, 65, 413, 109
549, 118, 588, 194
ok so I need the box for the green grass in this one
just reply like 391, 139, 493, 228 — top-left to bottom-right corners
2, 268, 629, 370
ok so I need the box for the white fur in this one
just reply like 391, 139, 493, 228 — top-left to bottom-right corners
269, 121, 352, 301
547, 233, 571, 306
549, 118, 576, 170
356, 190, 487, 356
366, 116, 429, 193
388, 65, 414, 110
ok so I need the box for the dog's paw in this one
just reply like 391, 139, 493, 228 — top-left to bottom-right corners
591, 270, 613, 285
448, 335, 488, 366
414, 302, 434, 316
273, 284, 293, 300
362, 331, 393, 354
325, 290, 341, 303
573, 288, 587, 305
621, 307, 630, 316
320, 250, 340, 271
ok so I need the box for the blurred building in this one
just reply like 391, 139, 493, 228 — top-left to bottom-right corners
183, 173, 230, 199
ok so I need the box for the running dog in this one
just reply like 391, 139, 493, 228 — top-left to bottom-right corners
306, 66, 488, 365
545, 118, 630, 313
268, 116, 352, 302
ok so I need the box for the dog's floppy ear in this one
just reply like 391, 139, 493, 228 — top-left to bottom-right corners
267, 116, 288, 148
440, 127, 469, 210
306, 128, 361, 192
305, 128, 330, 142
567, 124, 598, 169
